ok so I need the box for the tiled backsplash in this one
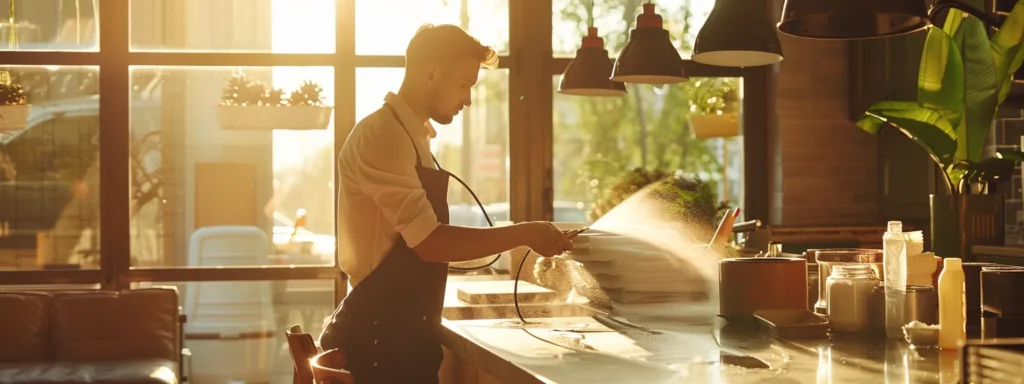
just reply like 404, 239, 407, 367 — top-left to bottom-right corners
995, 110, 1024, 244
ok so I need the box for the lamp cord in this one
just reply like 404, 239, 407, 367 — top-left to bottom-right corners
586, 0, 594, 28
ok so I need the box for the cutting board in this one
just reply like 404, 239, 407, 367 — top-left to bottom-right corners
456, 280, 559, 305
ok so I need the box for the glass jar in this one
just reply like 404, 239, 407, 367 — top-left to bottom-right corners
827, 264, 880, 333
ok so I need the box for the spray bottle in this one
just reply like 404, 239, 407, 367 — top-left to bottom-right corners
882, 221, 908, 338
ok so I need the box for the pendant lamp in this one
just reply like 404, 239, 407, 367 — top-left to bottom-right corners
559, 27, 627, 96
611, 2, 687, 84
777, 0, 930, 40
692, 0, 783, 67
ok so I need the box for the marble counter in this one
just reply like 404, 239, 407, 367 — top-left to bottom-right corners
440, 300, 962, 384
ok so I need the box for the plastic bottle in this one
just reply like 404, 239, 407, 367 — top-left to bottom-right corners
938, 257, 965, 349
882, 221, 908, 338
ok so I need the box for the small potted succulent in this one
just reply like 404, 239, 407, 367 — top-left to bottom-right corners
216, 72, 333, 130
0, 72, 29, 132
688, 78, 739, 139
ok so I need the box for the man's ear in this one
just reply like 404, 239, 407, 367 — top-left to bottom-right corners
426, 66, 439, 86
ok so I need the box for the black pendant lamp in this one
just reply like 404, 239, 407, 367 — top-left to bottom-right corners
611, 2, 687, 85
692, 0, 783, 67
777, 0, 930, 40
559, 27, 627, 96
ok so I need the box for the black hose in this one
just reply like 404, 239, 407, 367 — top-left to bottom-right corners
514, 248, 533, 324
445, 170, 502, 271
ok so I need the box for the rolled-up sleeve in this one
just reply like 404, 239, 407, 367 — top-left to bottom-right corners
349, 120, 439, 248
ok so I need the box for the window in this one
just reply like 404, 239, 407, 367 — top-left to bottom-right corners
0, 0, 98, 51
354, 68, 510, 226
355, 0, 509, 55
552, 0, 714, 58
0, 66, 100, 270
129, 0, 336, 53
135, 279, 336, 383
0, 0, 770, 316
129, 66, 336, 268
552, 76, 743, 226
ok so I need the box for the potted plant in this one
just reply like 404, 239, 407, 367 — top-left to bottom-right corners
688, 78, 739, 139
0, 73, 28, 132
858, 0, 1024, 258
216, 72, 333, 130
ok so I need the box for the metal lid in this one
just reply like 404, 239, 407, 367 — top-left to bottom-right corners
872, 285, 935, 293
815, 248, 883, 263
905, 285, 935, 293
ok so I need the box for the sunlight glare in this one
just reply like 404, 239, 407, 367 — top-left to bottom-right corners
270, 0, 336, 172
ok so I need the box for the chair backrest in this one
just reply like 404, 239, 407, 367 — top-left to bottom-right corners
310, 349, 355, 384
184, 225, 274, 336
286, 324, 320, 384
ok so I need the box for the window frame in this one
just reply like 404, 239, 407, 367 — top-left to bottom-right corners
520, 0, 771, 223
0, 0, 771, 307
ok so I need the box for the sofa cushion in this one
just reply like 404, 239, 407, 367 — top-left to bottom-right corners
0, 292, 52, 362
52, 288, 179, 362
0, 359, 177, 384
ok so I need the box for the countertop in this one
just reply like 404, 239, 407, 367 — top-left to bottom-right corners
971, 245, 1024, 266
440, 280, 960, 384
973, 245, 1024, 258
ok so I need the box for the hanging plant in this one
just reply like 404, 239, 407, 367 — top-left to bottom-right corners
216, 73, 333, 130
0, 82, 27, 106
288, 80, 325, 107
0, 72, 30, 133
264, 88, 286, 107
688, 78, 740, 139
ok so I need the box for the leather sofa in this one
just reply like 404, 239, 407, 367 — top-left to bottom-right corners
0, 288, 186, 384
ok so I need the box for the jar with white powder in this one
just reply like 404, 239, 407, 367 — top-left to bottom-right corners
826, 264, 879, 333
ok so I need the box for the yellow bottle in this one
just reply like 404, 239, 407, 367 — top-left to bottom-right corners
938, 257, 965, 349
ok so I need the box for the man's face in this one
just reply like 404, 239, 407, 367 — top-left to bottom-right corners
426, 57, 480, 125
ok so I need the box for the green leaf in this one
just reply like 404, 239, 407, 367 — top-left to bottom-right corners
859, 101, 958, 165
992, 0, 1024, 104
918, 26, 964, 128
940, 2, 968, 36
952, 15, 999, 163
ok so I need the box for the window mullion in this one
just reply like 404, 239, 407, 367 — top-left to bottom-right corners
98, 0, 131, 290
510, 0, 553, 222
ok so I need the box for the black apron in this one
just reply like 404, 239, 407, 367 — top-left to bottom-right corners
319, 103, 451, 383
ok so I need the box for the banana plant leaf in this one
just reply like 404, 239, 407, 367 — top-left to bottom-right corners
859, 0, 1024, 194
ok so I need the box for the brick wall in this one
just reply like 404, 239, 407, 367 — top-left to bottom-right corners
770, 34, 879, 226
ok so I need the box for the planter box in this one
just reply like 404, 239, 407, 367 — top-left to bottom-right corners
689, 112, 738, 139
930, 193, 1005, 259
216, 105, 332, 130
0, 105, 30, 132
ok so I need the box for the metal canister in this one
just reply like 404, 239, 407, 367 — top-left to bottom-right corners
808, 263, 819, 310
870, 284, 937, 330
903, 285, 938, 325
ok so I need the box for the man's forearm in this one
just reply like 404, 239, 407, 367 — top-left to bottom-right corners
412, 224, 529, 263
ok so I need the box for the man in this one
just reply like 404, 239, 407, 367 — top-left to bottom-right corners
319, 24, 574, 383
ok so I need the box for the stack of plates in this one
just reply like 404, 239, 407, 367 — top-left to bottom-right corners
563, 229, 711, 306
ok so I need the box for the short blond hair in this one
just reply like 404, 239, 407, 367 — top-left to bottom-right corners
405, 24, 499, 70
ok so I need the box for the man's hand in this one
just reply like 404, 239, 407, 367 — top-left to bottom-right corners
519, 222, 574, 257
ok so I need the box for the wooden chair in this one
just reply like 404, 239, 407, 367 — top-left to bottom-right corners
285, 324, 321, 384
310, 349, 355, 384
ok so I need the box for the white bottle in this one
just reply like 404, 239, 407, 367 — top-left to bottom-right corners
938, 257, 966, 349
882, 220, 908, 338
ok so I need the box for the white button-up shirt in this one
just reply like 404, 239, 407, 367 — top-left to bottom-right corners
337, 92, 441, 287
